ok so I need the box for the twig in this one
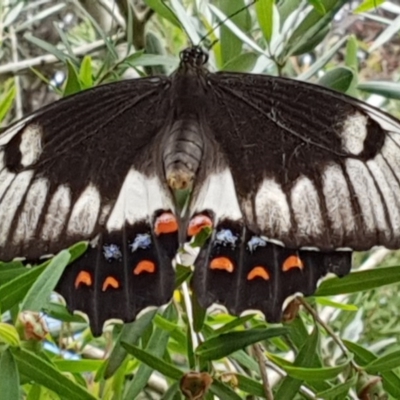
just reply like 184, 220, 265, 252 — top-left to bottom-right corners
253, 343, 274, 400
181, 281, 199, 350
0, 32, 126, 76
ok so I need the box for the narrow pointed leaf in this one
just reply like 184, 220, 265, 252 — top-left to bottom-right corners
122, 343, 183, 380
196, 327, 288, 360
0, 348, 19, 400
11, 348, 96, 400
315, 266, 400, 296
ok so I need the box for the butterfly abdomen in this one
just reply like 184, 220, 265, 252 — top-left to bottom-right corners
163, 119, 204, 190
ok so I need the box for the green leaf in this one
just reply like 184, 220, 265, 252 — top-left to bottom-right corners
284, 0, 348, 57
122, 343, 183, 380
102, 309, 157, 379
64, 60, 83, 97
0, 348, 19, 400
344, 35, 359, 96
68, 242, 88, 262
54, 360, 103, 373
316, 374, 358, 399
354, 0, 385, 13
0, 263, 28, 284
210, 379, 242, 400
315, 297, 358, 311
315, 266, 400, 296
21, 250, 71, 312
358, 81, 400, 100
11, 347, 96, 400
0, 323, 20, 346
0, 264, 47, 312
213, 315, 255, 335
196, 327, 288, 360
343, 340, 400, 398
143, 0, 180, 27
307, 0, 326, 14
123, 304, 176, 399
276, 358, 352, 381
255, 0, 274, 42
222, 52, 258, 72
236, 374, 264, 397
275, 327, 320, 399
0, 81, 15, 122
318, 67, 354, 93
365, 350, 400, 373
42, 302, 86, 324
25, 34, 70, 63
79, 56, 93, 89
216, 0, 251, 65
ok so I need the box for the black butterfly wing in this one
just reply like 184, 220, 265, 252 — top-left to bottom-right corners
191, 72, 400, 320
0, 78, 179, 334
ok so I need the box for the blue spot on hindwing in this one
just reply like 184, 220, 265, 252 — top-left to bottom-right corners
103, 244, 122, 261
247, 236, 267, 253
129, 233, 152, 252
214, 229, 238, 248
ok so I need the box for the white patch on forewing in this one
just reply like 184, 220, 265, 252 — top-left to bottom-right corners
190, 169, 242, 221
367, 154, 400, 235
0, 116, 34, 146
41, 185, 71, 240
322, 164, 356, 239
345, 158, 387, 233
107, 168, 174, 231
0, 170, 34, 247
14, 178, 49, 244
67, 184, 101, 235
20, 125, 43, 167
290, 176, 323, 237
340, 112, 368, 155
255, 178, 291, 236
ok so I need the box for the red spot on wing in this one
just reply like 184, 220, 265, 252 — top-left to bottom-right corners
247, 266, 270, 281
187, 214, 213, 236
282, 255, 304, 272
210, 257, 234, 272
133, 260, 156, 275
154, 212, 178, 235
74, 271, 92, 288
102, 276, 120, 291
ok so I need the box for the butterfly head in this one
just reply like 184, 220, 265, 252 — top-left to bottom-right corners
179, 46, 208, 69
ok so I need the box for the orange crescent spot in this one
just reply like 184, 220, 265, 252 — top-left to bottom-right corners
187, 215, 213, 236
102, 276, 120, 291
210, 257, 234, 272
154, 212, 178, 235
282, 255, 304, 272
133, 260, 156, 275
74, 271, 92, 289
247, 266, 270, 281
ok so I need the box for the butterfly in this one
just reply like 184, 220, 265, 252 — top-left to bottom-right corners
1, 46, 400, 335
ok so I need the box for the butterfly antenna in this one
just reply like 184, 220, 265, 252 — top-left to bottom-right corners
198, 0, 257, 47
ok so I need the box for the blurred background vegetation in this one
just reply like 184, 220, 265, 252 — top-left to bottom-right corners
1, 0, 400, 399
